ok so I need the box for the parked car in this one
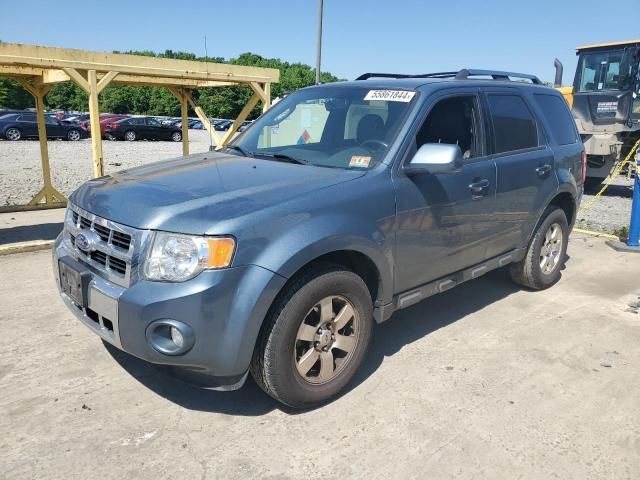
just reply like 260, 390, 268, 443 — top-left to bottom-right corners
53, 69, 584, 408
103, 116, 182, 141
214, 120, 233, 131
1, 112, 88, 141
238, 120, 253, 132
98, 115, 130, 138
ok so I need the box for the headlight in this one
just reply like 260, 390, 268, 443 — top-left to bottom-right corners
144, 232, 235, 282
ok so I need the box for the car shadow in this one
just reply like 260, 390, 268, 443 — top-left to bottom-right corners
584, 182, 633, 198
0, 222, 63, 245
105, 267, 533, 416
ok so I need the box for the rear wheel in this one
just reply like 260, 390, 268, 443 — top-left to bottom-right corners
251, 265, 373, 409
66, 129, 81, 141
171, 131, 182, 142
5, 128, 21, 141
510, 207, 569, 290
124, 130, 136, 141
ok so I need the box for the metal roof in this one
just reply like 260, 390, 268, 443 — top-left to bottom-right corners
576, 39, 640, 51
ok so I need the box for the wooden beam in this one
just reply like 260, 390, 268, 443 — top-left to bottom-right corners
181, 89, 221, 147
97, 71, 118, 93
219, 93, 260, 146
62, 67, 90, 93
87, 70, 104, 177
0, 42, 280, 83
41, 69, 70, 84
250, 82, 269, 105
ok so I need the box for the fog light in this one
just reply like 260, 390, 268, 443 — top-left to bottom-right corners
145, 319, 195, 356
170, 326, 184, 349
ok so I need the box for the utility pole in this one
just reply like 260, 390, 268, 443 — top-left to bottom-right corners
315, 0, 324, 85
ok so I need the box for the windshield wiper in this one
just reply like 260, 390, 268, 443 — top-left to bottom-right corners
253, 152, 308, 165
224, 144, 254, 158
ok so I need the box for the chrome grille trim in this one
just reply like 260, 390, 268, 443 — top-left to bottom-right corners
64, 204, 150, 287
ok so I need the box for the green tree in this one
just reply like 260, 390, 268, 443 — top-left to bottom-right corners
0, 78, 34, 109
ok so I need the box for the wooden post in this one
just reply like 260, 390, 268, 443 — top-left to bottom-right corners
87, 70, 103, 177
13, 77, 65, 207
262, 82, 271, 113
180, 89, 189, 156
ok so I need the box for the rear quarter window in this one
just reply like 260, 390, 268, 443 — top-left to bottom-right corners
486, 94, 538, 154
533, 94, 577, 145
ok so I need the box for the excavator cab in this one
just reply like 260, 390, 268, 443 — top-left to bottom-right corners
556, 40, 640, 185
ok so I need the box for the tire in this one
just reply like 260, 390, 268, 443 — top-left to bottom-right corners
251, 264, 373, 409
124, 130, 136, 141
5, 127, 21, 141
510, 207, 569, 290
171, 131, 182, 142
66, 129, 81, 141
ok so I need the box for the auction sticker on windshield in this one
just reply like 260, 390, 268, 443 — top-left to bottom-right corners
364, 90, 415, 102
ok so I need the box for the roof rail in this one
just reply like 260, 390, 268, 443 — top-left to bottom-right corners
355, 69, 542, 85
355, 73, 411, 80
454, 69, 542, 84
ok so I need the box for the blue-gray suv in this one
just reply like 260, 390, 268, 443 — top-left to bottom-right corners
53, 69, 585, 408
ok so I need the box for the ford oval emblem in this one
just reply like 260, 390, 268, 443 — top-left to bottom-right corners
75, 231, 98, 252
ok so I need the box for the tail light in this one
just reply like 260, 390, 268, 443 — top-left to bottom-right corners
580, 150, 587, 184
108, 123, 118, 129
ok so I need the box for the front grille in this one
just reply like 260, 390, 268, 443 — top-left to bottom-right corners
65, 205, 139, 287
72, 210, 132, 251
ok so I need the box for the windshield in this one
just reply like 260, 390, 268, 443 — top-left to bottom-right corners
577, 49, 633, 92
229, 85, 417, 169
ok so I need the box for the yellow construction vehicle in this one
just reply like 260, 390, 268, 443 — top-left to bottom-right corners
554, 40, 640, 188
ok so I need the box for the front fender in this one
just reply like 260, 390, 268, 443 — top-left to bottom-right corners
251, 212, 395, 306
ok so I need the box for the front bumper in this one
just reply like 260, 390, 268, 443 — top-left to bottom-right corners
53, 233, 286, 389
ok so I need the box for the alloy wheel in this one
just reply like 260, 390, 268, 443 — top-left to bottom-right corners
67, 130, 80, 141
293, 295, 359, 384
6, 128, 20, 141
540, 222, 563, 275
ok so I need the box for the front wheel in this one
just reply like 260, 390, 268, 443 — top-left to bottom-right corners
5, 127, 21, 141
251, 265, 373, 409
510, 207, 569, 290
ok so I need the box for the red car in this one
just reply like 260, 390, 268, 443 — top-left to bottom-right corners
84, 114, 130, 138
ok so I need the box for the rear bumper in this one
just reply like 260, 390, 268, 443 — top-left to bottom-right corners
53, 233, 287, 389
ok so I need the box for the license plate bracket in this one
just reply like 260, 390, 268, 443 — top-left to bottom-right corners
59, 256, 91, 308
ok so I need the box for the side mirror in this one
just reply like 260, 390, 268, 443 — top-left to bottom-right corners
404, 143, 463, 176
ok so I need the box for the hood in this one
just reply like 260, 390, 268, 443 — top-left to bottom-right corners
71, 152, 365, 234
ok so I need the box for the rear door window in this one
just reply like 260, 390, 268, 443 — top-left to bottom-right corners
533, 94, 577, 145
486, 94, 538, 154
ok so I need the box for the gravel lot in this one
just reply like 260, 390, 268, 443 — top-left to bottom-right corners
0, 130, 213, 206
0, 133, 636, 234
575, 176, 634, 234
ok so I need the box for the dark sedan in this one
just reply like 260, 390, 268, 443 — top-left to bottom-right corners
0, 113, 89, 141
104, 116, 182, 142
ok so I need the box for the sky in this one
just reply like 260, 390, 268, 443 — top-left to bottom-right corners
1, 0, 639, 84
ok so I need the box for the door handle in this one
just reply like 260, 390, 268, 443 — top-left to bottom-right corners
536, 164, 552, 177
469, 178, 490, 194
